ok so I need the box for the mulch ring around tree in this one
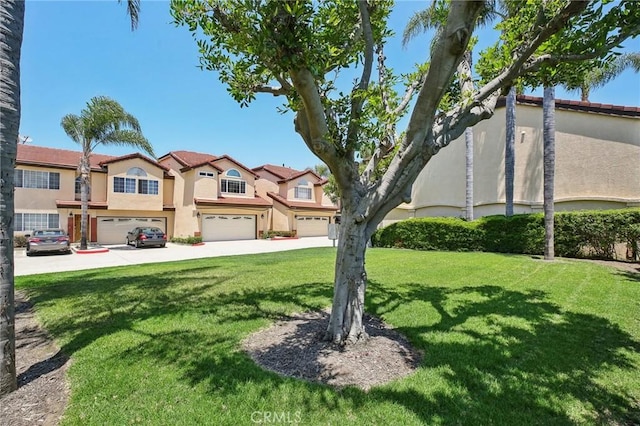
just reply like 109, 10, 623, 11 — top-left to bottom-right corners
242, 309, 423, 391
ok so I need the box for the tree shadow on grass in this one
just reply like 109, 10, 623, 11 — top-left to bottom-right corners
16, 260, 640, 425
363, 281, 640, 425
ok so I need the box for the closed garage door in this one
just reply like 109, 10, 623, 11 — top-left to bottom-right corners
201, 214, 256, 241
296, 216, 329, 237
97, 217, 166, 245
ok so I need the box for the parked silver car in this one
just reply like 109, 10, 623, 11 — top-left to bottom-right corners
26, 229, 72, 256
126, 227, 167, 248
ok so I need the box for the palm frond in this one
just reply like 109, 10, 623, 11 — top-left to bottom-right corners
102, 129, 155, 158
118, 0, 140, 31
60, 114, 85, 145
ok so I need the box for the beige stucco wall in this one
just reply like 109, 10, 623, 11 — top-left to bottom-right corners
193, 166, 219, 199
90, 172, 108, 203
106, 158, 166, 211
15, 166, 75, 210
389, 104, 640, 221
254, 177, 278, 199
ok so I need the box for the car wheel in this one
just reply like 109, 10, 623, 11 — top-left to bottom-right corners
160, 244, 166, 248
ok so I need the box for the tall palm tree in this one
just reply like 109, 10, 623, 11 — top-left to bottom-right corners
570, 52, 640, 102
505, 86, 516, 217
0, 0, 25, 397
61, 96, 154, 250
543, 86, 556, 261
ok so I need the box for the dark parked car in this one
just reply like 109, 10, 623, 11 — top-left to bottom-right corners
126, 227, 167, 248
26, 229, 72, 256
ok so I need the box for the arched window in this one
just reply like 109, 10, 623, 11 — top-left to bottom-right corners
225, 169, 242, 178
127, 167, 147, 177
221, 168, 246, 194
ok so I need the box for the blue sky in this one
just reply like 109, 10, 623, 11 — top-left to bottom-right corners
20, 1, 640, 171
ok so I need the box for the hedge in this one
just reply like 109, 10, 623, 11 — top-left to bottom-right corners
372, 208, 640, 261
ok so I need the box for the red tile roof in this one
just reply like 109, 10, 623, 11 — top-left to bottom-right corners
159, 150, 217, 168
17, 144, 114, 171
496, 95, 640, 117
267, 192, 338, 211
17, 144, 171, 174
194, 196, 272, 208
100, 152, 170, 172
254, 163, 324, 184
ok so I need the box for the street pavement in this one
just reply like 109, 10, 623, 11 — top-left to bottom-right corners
15, 237, 336, 276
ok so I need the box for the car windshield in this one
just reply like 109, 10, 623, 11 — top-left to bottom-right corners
33, 230, 64, 237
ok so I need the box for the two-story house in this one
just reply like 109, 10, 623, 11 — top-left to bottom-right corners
253, 164, 338, 237
158, 150, 271, 241
15, 144, 175, 244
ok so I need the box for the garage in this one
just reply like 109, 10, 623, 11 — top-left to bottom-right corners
97, 217, 167, 245
201, 214, 256, 241
296, 216, 329, 237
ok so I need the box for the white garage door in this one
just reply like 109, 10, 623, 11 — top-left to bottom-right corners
97, 217, 166, 245
296, 216, 329, 237
201, 215, 256, 241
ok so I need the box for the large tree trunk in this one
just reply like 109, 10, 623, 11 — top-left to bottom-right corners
543, 86, 555, 261
325, 209, 369, 345
505, 87, 516, 217
0, 0, 25, 396
464, 127, 473, 221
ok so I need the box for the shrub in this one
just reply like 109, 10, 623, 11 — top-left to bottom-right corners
372, 208, 640, 262
263, 230, 297, 239
170, 236, 203, 245
14, 235, 28, 248
373, 217, 483, 251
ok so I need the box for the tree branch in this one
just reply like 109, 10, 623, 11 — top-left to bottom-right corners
345, 0, 375, 154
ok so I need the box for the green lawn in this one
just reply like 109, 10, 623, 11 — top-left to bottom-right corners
16, 248, 640, 425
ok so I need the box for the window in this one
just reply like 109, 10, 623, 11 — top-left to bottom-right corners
114, 166, 158, 195
127, 167, 147, 177
294, 179, 312, 200
114, 177, 136, 193
138, 179, 159, 195
14, 169, 60, 190
221, 179, 246, 194
225, 169, 242, 178
15, 213, 59, 232
198, 171, 215, 178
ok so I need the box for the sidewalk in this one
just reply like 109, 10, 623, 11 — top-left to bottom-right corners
15, 237, 336, 276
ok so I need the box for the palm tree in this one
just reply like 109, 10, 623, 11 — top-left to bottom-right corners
570, 53, 640, 102
61, 96, 154, 250
543, 86, 555, 261
505, 86, 516, 217
0, 0, 25, 397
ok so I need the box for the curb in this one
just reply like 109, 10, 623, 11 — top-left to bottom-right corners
73, 247, 110, 254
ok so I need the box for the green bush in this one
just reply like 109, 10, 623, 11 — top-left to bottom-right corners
170, 236, 203, 245
263, 230, 297, 239
14, 235, 28, 248
372, 208, 640, 261
373, 217, 483, 251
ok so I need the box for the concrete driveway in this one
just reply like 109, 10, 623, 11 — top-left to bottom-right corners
15, 237, 336, 276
